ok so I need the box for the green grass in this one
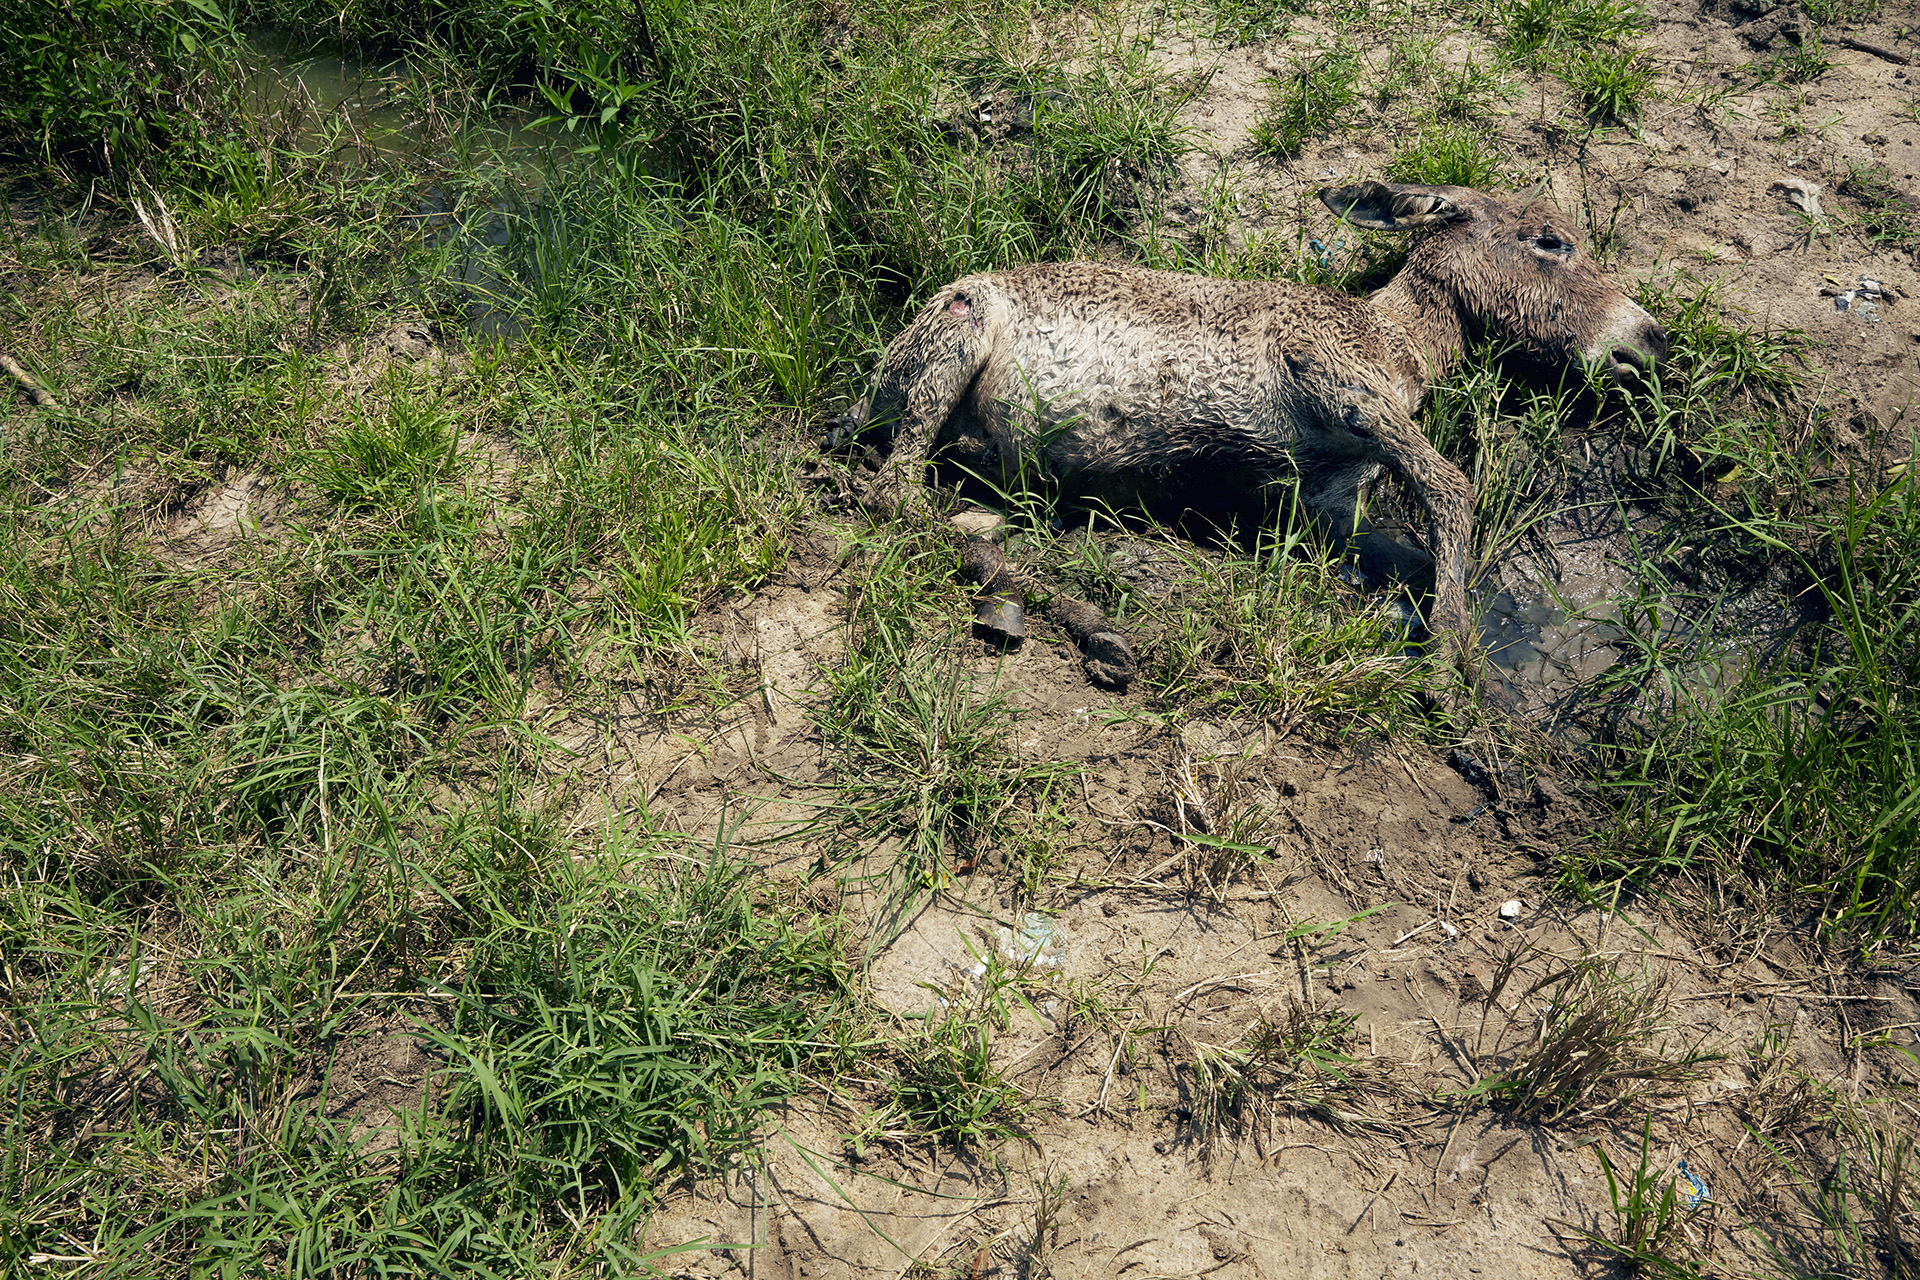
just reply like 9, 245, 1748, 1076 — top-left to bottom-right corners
5, 0, 1920, 1268
1771, 34, 1836, 86
1251, 45, 1366, 156
1386, 125, 1506, 189
1577, 1116, 1711, 1279
0, 0, 250, 177
1545, 276, 1920, 938
1570, 461, 1920, 938
1197, 0, 1302, 45
809, 533, 1080, 919
1091, 518, 1442, 736
1497, 0, 1645, 68
885, 988, 1034, 1148
1574, 46, 1656, 126
0, 0, 1181, 1261
1428, 59, 1510, 123
1494, 0, 1652, 126
0, 822, 854, 1273
1838, 161, 1919, 250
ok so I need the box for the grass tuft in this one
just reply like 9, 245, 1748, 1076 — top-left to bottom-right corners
810, 535, 1079, 917
1457, 951, 1720, 1124
1575, 1115, 1711, 1279
1574, 46, 1656, 126
1251, 46, 1365, 157
1179, 1004, 1401, 1156
1498, 0, 1645, 67
1386, 125, 1506, 189
1837, 161, 1918, 250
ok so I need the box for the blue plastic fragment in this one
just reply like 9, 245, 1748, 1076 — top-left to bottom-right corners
1677, 1158, 1709, 1208
1308, 236, 1344, 270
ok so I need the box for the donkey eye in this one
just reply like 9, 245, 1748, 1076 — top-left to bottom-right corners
1531, 232, 1574, 257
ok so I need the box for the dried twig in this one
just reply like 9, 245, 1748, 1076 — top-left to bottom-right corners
0, 353, 58, 409
1826, 32, 1912, 65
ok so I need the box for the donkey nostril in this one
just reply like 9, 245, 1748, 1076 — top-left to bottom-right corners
1610, 345, 1650, 375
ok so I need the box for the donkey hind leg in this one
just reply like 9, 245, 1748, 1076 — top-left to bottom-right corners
858, 292, 995, 522
959, 536, 1135, 691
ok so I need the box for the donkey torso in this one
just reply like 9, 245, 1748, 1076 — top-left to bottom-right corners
837, 181, 1666, 691
929, 265, 1422, 493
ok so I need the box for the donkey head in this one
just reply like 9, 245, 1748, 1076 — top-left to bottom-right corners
1322, 181, 1668, 384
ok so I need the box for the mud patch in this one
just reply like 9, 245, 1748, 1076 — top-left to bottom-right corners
580, 526, 1920, 1280
157, 469, 292, 564
314, 1007, 448, 1154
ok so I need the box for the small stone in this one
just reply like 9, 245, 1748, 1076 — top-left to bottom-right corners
1500, 899, 1524, 919
951, 510, 1007, 542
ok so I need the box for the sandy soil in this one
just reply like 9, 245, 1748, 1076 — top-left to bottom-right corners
613, 557, 1915, 1277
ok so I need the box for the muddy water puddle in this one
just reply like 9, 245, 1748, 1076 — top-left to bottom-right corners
1087, 455, 1791, 736
244, 31, 412, 137
1468, 442, 1807, 729
243, 33, 580, 337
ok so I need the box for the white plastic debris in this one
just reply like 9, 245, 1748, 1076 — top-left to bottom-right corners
1833, 289, 1882, 322
996, 912, 1065, 971
1440, 921, 1460, 940
1771, 177, 1825, 220
1500, 899, 1524, 920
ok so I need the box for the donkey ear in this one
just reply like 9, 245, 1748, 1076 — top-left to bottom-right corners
1319, 182, 1465, 231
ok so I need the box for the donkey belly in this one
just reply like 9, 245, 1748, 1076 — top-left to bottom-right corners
968, 328, 1284, 496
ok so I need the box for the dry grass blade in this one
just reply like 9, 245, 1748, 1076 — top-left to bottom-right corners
130, 183, 190, 268
1177, 1005, 1404, 1162
1462, 953, 1721, 1125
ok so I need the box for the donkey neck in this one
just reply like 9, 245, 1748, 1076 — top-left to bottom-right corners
1366, 268, 1469, 401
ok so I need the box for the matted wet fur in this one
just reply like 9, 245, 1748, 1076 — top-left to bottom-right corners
834, 180, 1667, 690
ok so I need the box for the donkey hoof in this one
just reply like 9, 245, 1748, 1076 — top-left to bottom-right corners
973, 596, 1026, 647
1081, 631, 1135, 691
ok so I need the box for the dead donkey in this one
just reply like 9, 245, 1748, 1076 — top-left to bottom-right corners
831, 181, 1668, 690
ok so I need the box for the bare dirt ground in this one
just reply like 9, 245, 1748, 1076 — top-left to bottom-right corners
606, 553, 1914, 1277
